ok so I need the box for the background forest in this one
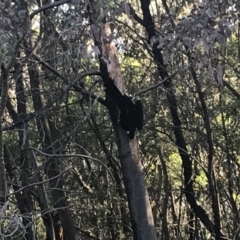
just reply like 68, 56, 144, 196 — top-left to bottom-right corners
0, 0, 239, 239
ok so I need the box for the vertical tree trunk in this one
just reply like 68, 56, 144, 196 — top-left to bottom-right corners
27, 62, 78, 240
0, 65, 8, 207
139, 0, 226, 238
5, 57, 56, 239
92, 21, 157, 239
19, 0, 78, 238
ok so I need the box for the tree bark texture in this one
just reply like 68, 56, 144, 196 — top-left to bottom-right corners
94, 22, 157, 240
139, 0, 226, 239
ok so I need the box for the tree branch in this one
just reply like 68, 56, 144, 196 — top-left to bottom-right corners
30, 0, 71, 19
139, 0, 226, 238
136, 65, 190, 96
4, 69, 104, 131
32, 54, 106, 105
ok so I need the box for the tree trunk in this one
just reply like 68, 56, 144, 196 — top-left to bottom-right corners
92, 21, 157, 239
139, 0, 226, 238
0, 65, 8, 206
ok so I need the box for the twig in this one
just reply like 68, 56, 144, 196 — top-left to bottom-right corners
135, 64, 190, 96
30, 0, 71, 19
3, 70, 101, 131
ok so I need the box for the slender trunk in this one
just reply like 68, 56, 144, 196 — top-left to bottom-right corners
27, 63, 78, 239
91, 20, 156, 239
0, 65, 8, 206
139, 0, 226, 238
6, 68, 55, 239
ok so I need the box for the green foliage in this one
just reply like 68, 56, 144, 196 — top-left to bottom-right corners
1, 0, 240, 239
168, 152, 182, 187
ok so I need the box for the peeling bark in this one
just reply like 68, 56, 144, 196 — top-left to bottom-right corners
93, 21, 156, 239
